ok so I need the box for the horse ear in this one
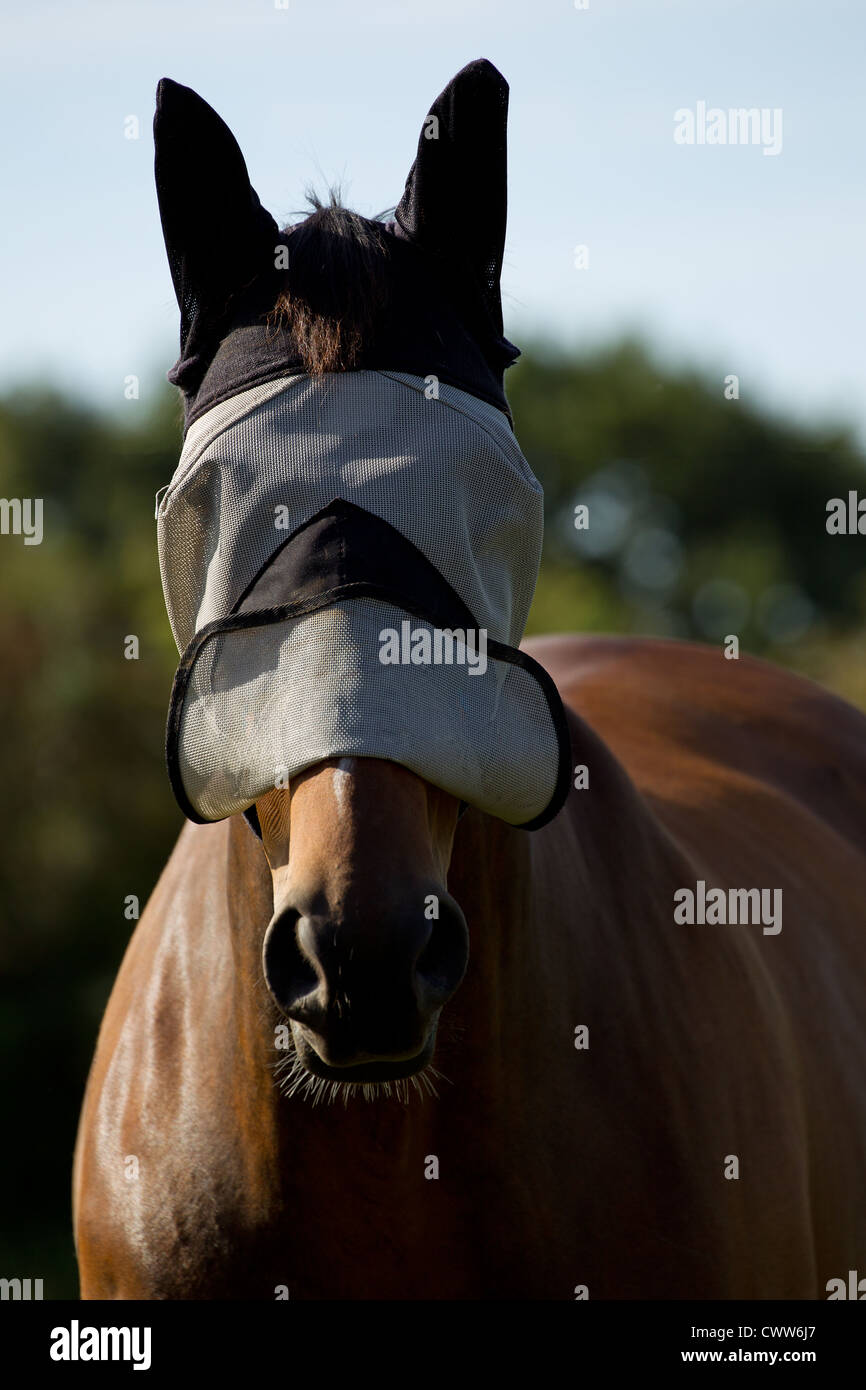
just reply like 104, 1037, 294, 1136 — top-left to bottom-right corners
395, 59, 509, 335
153, 78, 279, 367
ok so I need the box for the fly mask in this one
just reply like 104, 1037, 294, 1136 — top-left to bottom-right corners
153, 61, 572, 833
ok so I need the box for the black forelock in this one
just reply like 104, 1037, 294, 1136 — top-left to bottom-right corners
175, 193, 519, 433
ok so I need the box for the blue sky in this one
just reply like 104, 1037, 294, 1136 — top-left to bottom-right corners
1, 0, 864, 443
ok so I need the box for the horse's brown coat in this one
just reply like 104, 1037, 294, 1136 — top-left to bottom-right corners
73, 635, 866, 1298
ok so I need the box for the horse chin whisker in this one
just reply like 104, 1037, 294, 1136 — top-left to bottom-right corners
270, 1040, 447, 1106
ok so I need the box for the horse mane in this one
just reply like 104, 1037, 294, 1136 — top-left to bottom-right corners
268, 190, 395, 374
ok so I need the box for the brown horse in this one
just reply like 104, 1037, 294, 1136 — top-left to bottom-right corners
73, 65, 866, 1299
73, 634, 866, 1298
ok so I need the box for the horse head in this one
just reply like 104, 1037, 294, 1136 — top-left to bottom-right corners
153, 62, 570, 1091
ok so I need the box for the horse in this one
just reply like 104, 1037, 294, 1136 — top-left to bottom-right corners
73, 63, 866, 1300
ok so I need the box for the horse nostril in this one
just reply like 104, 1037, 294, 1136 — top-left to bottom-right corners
262, 909, 319, 1015
415, 899, 469, 1007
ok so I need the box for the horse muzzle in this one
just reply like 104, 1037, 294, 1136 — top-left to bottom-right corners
262, 886, 469, 1074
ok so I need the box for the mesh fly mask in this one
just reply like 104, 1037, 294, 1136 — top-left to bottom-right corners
153, 62, 571, 834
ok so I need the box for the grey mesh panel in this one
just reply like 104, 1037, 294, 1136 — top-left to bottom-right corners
176, 601, 559, 826
158, 370, 566, 826
158, 371, 542, 654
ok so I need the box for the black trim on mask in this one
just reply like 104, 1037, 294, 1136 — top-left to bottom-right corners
166, 499, 572, 832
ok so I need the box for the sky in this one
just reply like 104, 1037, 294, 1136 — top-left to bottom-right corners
1, 0, 864, 443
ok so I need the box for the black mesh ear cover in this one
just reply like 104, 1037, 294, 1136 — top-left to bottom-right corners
394, 59, 518, 368
153, 78, 281, 394
153, 67, 519, 425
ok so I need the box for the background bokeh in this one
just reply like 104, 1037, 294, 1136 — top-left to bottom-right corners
1, 0, 864, 1298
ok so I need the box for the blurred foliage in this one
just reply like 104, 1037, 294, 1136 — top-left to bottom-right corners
513, 338, 866, 665
1, 339, 864, 1296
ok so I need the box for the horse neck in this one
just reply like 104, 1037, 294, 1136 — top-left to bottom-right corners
445, 706, 691, 1065
222, 814, 281, 1056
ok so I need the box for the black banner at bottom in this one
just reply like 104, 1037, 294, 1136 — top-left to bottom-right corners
0, 1299, 859, 1374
